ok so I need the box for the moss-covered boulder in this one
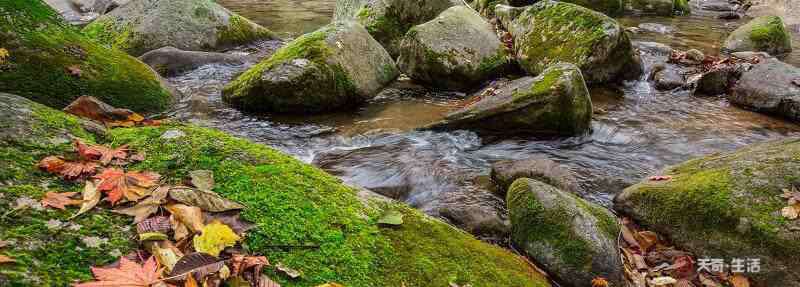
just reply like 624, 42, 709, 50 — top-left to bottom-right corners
729, 57, 800, 121
223, 21, 399, 114
624, 0, 690, 16
0, 92, 553, 286
0, 93, 136, 285
508, 178, 623, 287
0, 0, 174, 114
82, 0, 275, 56
614, 138, 800, 287
723, 16, 793, 56
425, 62, 593, 135
496, 2, 642, 84
475, 0, 625, 17
472, 0, 511, 17
334, 0, 462, 58
397, 6, 508, 91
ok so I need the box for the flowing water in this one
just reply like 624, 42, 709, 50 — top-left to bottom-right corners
167, 2, 800, 220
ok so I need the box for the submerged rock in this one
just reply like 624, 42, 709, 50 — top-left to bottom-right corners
729, 57, 800, 121
491, 157, 581, 196
83, 0, 275, 56
496, 2, 642, 84
624, 0, 690, 16
695, 65, 739, 96
397, 6, 508, 91
0, 0, 174, 114
223, 21, 399, 114
723, 16, 793, 56
139, 46, 248, 76
508, 178, 623, 287
334, 0, 461, 57
615, 138, 800, 286
425, 62, 593, 135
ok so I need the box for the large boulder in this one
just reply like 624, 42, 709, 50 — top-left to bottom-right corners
82, 0, 275, 56
508, 178, 623, 287
496, 2, 642, 84
397, 6, 509, 91
729, 57, 800, 121
71, 0, 129, 15
474, 0, 624, 17
0, 0, 174, 114
491, 156, 581, 196
614, 138, 800, 287
624, 0, 690, 16
334, 0, 461, 58
139, 46, 248, 76
0, 93, 553, 286
425, 62, 593, 135
723, 16, 793, 56
223, 21, 400, 113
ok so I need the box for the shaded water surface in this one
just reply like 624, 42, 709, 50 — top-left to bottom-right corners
168, 3, 800, 213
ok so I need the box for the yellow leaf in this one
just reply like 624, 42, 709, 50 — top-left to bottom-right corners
71, 181, 101, 219
0, 48, 8, 63
167, 203, 205, 233
782, 204, 799, 220
193, 220, 240, 257
729, 274, 750, 287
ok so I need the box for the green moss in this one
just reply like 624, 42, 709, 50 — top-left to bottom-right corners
749, 16, 791, 53
0, 0, 172, 114
673, 0, 691, 15
507, 179, 593, 270
216, 15, 275, 48
476, 49, 510, 76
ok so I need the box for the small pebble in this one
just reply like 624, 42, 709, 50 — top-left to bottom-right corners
160, 129, 186, 139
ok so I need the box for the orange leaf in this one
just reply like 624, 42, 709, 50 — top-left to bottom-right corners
634, 231, 658, 251
591, 277, 609, 287
75, 256, 161, 287
729, 274, 750, 287
0, 255, 14, 264
95, 168, 160, 205
38, 156, 65, 173
40, 191, 82, 210
75, 140, 129, 165
60, 160, 100, 180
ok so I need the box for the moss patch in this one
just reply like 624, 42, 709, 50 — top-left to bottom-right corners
216, 15, 275, 48
749, 16, 791, 53
0, 0, 172, 114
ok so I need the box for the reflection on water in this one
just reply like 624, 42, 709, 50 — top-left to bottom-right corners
218, 0, 336, 37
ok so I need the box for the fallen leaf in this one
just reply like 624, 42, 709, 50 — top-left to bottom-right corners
782, 204, 799, 220
41, 191, 82, 210
95, 168, 160, 205
729, 274, 750, 287
634, 231, 658, 251
75, 256, 161, 287
193, 221, 240, 257
171, 215, 191, 241
71, 181, 101, 219
275, 262, 302, 279
84, 144, 129, 165
169, 186, 245, 212
621, 224, 641, 250
672, 255, 695, 279
137, 216, 172, 234
66, 64, 82, 77
114, 186, 169, 223
184, 275, 199, 287
168, 252, 224, 283
0, 47, 9, 63
61, 160, 100, 180
64, 96, 146, 126
377, 210, 403, 226
230, 254, 269, 276
139, 232, 169, 241
167, 204, 205, 233
144, 240, 183, 273
651, 276, 678, 286
259, 275, 282, 287
38, 156, 65, 173
648, 175, 673, 181
698, 273, 720, 287
591, 277, 609, 287
0, 255, 14, 264
189, 170, 214, 191
676, 278, 696, 287
204, 211, 256, 236
227, 276, 251, 287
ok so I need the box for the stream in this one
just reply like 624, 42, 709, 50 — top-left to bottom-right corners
167, 0, 800, 229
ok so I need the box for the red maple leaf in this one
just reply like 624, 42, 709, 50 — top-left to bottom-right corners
95, 168, 160, 205
75, 140, 129, 165
75, 256, 162, 287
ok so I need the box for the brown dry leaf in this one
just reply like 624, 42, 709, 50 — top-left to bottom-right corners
621, 224, 641, 249
676, 278, 696, 287
171, 214, 191, 241
633, 253, 648, 271
230, 254, 270, 276
591, 277, 609, 287
259, 275, 282, 287
137, 216, 172, 234
782, 204, 800, 220
41, 191, 82, 210
0, 255, 14, 264
61, 161, 100, 180
729, 274, 750, 287
74, 256, 161, 287
86, 144, 129, 165
64, 96, 144, 126
168, 252, 224, 283
167, 204, 205, 233
170, 186, 245, 212
114, 186, 170, 223
634, 231, 658, 251
698, 273, 720, 287
66, 65, 82, 77
71, 180, 102, 219
38, 156, 66, 173
144, 240, 183, 273
204, 211, 256, 236
95, 168, 160, 205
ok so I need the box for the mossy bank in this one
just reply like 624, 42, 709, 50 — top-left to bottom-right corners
0, 0, 173, 114
0, 93, 550, 287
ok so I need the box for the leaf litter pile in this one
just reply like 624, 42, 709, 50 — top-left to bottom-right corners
4, 97, 346, 287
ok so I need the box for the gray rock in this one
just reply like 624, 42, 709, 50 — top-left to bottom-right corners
490, 157, 580, 196
624, 0, 675, 16
43, 0, 98, 26
614, 138, 800, 287
634, 41, 674, 56
70, 0, 128, 14
425, 62, 592, 135
139, 46, 248, 76
695, 66, 738, 95
0, 93, 87, 145
729, 58, 800, 120
334, 0, 462, 58
223, 21, 399, 113
397, 6, 508, 91
496, 2, 642, 84
160, 129, 186, 139
651, 64, 685, 90
724, 16, 793, 56
508, 178, 623, 287
83, 0, 275, 56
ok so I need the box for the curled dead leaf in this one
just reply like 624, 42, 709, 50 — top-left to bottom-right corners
591, 277, 609, 287
71, 181, 102, 219
41, 191, 82, 210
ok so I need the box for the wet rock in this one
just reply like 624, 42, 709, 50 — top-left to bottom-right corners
634, 41, 674, 56
0, 0, 174, 114
222, 21, 399, 114
425, 62, 592, 135
490, 156, 580, 196
729, 57, 800, 120
496, 2, 642, 84
43, 0, 98, 26
334, 0, 462, 58
651, 64, 685, 90
625, 0, 688, 16
71, 0, 127, 14
397, 6, 508, 91
638, 23, 675, 34
83, 0, 275, 56
723, 16, 793, 56
684, 49, 706, 64
614, 138, 800, 287
694, 0, 737, 11
717, 11, 741, 20
509, 178, 623, 287
695, 66, 739, 95
139, 46, 248, 76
